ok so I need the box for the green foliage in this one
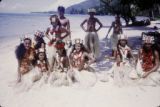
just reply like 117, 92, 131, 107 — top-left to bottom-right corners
134, 0, 160, 10
100, 0, 137, 25
100, 0, 160, 25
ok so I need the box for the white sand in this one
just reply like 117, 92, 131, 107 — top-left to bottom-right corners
0, 15, 160, 107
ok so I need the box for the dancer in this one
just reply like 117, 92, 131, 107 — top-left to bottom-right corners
108, 34, 134, 86
80, 8, 103, 60
45, 14, 70, 72
70, 39, 95, 71
15, 37, 35, 83
69, 39, 97, 87
129, 34, 160, 86
106, 15, 123, 58
54, 40, 70, 72
49, 41, 71, 86
32, 48, 50, 83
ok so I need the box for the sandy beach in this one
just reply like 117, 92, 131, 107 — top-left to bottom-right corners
0, 13, 160, 107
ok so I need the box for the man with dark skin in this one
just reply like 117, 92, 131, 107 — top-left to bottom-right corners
80, 8, 103, 60
57, 6, 71, 40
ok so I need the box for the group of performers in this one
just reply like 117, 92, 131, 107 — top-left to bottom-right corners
15, 6, 160, 90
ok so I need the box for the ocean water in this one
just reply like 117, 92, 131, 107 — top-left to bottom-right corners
0, 13, 148, 38
0, 13, 115, 38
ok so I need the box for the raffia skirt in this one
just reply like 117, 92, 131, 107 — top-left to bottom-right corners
110, 33, 119, 50
129, 60, 160, 86
67, 68, 97, 87
16, 67, 48, 91
84, 32, 100, 59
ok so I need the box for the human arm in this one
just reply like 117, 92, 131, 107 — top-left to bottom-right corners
95, 18, 103, 32
67, 20, 71, 32
68, 53, 74, 70
17, 60, 22, 83
119, 22, 123, 34
60, 27, 70, 40
45, 27, 52, 41
116, 54, 122, 66
80, 19, 87, 32
83, 52, 95, 68
106, 22, 113, 38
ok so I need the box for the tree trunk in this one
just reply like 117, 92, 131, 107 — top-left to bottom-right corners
157, 4, 160, 16
130, 16, 136, 24
149, 9, 155, 21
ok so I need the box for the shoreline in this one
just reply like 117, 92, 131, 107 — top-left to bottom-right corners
0, 14, 160, 107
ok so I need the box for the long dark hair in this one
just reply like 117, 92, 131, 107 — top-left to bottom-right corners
15, 43, 26, 61
57, 48, 67, 57
71, 43, 89, 53
35, 52, 49, 70
34, 36, 46, 49
142, 43, 155, 53
142, 43, 156, 64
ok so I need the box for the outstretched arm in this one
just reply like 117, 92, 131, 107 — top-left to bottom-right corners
106, 22, 113, 38
84, 52, 95, 65
80, 19, 87, 32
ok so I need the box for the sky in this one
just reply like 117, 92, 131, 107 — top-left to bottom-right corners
0, 0, 86, 13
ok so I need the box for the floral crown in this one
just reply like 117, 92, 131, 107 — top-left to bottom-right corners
34, 30, 44, 38
88, 8, 96, 13
142, 33, 155, 44
74, 38, 83, 44
118, 33, 128, 40
38, 48, 45, 53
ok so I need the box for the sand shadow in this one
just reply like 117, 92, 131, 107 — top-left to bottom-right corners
94, 36, 142, 71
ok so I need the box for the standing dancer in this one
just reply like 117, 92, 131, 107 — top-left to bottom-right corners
80, 8, 103, 60
106, 15, 123, 58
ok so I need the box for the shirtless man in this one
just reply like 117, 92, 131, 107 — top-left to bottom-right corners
80, 8, 103, 60
57, 6, 71, 40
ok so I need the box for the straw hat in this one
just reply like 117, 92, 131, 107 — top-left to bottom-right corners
88, 8, 96, 13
